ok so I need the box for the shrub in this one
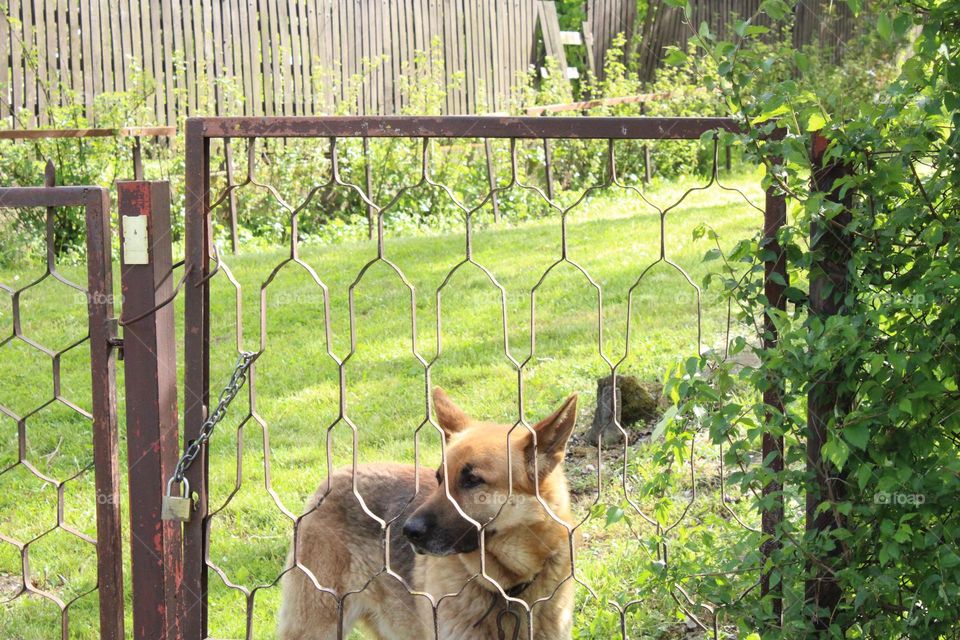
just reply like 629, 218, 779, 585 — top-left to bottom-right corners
655, 1, 960, 636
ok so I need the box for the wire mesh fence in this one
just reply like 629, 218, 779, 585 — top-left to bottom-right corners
175, 116, 787, 639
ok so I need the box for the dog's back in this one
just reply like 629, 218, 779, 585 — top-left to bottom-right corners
278, 463, 433, 640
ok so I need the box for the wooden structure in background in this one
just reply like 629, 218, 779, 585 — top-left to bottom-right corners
0, 0, 860, 126
592, 0, 858, 82
0, 0, 556, 125
586, 0, 638, 78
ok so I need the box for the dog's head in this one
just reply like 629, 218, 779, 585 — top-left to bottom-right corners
402, 387, 578, 556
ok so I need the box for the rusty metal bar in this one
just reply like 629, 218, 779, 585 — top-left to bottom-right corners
192, 115, 744, 140
761, 163, 787, 627
805, 133, 853, 630
0, 186, 112, 207
183, 118, 212, 637
85, 186, 126, 640
117, 181, 183, 640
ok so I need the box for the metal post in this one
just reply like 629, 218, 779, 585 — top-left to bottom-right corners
84, 185, 126, 640
484, 138, 501, 223
761, 164, 786, 627
725, 144, 732, 173
117, 181, 183, 640
183, 118, 211, 637
805, 133, 853, 630
224, 138, 239, 254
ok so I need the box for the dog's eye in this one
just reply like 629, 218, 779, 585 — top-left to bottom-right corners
459, 467, 484, 489
435, 469, 443, 486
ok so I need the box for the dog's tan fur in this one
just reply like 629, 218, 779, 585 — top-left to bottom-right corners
279, 388, 579, 639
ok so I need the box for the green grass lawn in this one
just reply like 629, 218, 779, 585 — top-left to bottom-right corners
1, 171, 768, 639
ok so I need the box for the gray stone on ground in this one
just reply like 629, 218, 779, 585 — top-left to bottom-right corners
587, 374, 664, 446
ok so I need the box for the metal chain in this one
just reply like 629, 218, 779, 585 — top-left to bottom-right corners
169, 351, 257, 491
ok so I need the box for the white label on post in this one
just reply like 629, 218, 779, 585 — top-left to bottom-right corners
123, 215, 150, 265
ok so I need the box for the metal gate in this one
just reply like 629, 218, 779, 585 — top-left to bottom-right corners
1, 117, 864, 639
171, 116, 788, 639
0, 171, 124, 639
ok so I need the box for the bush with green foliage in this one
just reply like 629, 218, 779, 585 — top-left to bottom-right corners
645, 0, 960, 636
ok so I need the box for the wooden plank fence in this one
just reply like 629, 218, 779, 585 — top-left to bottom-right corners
587, 0, 638, 78
0, 0, 859, 127
591, 0, 857, 82
0, 0, 556, 126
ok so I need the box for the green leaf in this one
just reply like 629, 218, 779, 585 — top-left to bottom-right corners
877, 13, 893, 40
843, 422, 870, 450
807, 113, 827, 132
823, 438, 850, 469
751, 103, 791, 125
605, 505, 625, 527
760, 0, 789, 20
663, 48, 688, 66
651, 405, 678, 440
784, 286, 806, 302
893, 13, 912, 37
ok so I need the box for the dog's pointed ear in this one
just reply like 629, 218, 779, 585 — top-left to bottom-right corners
433, 387, 471, 437
525, 394, 578, 479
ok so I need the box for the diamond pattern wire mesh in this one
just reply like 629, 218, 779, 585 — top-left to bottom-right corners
0, 185, 122, 640
186, 119, 777, 639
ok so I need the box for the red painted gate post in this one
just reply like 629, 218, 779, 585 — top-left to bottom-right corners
117, 181, 184, 640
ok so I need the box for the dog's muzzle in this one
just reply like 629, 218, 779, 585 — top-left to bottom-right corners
402, 512, 479, 556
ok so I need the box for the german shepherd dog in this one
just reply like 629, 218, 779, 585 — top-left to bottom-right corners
278, 388, 579, 639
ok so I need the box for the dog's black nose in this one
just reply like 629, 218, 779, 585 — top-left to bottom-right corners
402, 514, 431, 543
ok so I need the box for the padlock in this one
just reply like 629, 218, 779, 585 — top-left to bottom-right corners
162, 477, 192, 522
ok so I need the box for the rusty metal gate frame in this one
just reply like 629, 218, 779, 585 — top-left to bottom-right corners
180, 115, 788, 638
0, 180, 124, 639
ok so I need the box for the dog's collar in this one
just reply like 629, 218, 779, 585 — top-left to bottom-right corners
473, 577, 535, 630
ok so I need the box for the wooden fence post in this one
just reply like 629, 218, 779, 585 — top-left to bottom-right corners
484, 138, 501, 223
363, 136, 375, 240
224, 138, 239, 254
641, 102, 652, 184
761, 161, 787, 627
117, 180, 183, 640
805, 133, 853, 630
543, 138, 555, 200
